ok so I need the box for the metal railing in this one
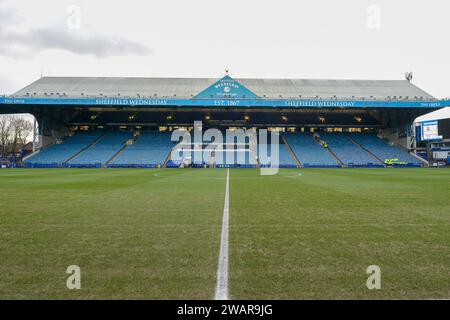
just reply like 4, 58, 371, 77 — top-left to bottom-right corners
3, 93, 441, 102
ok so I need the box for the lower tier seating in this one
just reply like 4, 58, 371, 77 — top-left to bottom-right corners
24, 131, 423, 168
109, 132, 174, 168
68, 132, 133, 167
283, 133, 339, 167
319, 133, 383, 167
25, 132, 102, 167
349, 133, 422, 165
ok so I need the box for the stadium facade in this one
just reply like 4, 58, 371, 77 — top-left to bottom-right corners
1, 75, 449, 168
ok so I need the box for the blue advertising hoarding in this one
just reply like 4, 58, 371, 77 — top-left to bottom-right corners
0, 96, 446, 109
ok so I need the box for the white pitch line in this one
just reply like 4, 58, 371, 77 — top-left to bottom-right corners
215, 168, 230, 300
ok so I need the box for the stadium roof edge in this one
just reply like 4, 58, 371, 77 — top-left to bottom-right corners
10, 75, 436, 101
415, 107, 450, 123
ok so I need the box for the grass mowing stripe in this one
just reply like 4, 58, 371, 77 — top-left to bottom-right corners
215, 169, 230, 300
0, 169, 225, 299
229, 168, 450, 299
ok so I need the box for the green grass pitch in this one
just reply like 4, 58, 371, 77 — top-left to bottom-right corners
0, 168, 449, 299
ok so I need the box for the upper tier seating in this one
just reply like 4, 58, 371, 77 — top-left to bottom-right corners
109, 132, 174, 167
349, 133, 422, 165
68, 132, 133, 167
283, 133, 339, 167
25, 132, 102, 167
319, 133, 382, 166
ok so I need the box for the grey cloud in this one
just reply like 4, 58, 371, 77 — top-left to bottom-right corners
0, 4, 17, 24
0, 3, 153, 58
0, 74, 17, 95
0, 27, 153, 58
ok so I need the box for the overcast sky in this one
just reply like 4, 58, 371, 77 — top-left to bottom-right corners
0, 0, 449, 101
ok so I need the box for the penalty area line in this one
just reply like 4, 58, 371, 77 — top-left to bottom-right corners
215, 168, 230, 300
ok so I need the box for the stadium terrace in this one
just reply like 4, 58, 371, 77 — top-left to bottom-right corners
1, 74, 449, 169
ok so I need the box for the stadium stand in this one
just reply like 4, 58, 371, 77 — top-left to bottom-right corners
25, 131, 102, 167
319, 133, 383, 167
283, 133, 340, 167
67, 132, 133, 167
349, 133, 422, 166
24, 130, 424, 169
4, 74, 441, 169
109, 132, 174, 168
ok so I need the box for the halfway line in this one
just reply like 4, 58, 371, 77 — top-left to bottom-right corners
214, 168, 230, 300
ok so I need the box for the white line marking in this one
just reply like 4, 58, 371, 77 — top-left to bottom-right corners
215, 168, 230, 300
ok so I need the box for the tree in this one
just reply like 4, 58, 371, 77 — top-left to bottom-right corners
0, 115, 12, 156
9, 115, 33, 153
0, 115, 34, 155
16, 117, 33, 146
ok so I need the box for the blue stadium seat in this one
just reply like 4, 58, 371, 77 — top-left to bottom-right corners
283, 133, 339, 167
25, 131, 423, 169
68, 132, 133, 167
349, 133, 422, 166
320, 133, 382, 167
109, 132, 175, 168
25, 131, 102, 167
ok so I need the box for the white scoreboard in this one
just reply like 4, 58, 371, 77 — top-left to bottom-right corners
420, 120, 442, 141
